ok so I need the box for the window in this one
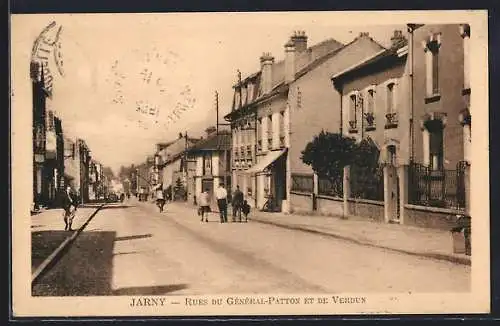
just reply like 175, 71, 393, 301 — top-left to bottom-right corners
234, 91, 241, 110
429, 128, 444, 171
267, 114, 273, 142
431, 50, 439, 94
203, 153, 212, 175
349, 93, 357, 131
247, 83, 254, 102
386, 83, 394, 113
387, 145, 397, 166
242, 86, 247, 106
367, 89, 375, 113
279, 111, 285, 147
365, 88, 376, 130
460, 24, 471, 90
424, 34, 441, 97
385, 82, 398, 128
47, 111, 55, 130
257, 118, 262, 140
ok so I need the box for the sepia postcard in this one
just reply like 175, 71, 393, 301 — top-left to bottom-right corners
10, 10, 490, 317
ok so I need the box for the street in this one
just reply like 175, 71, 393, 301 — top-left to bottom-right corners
32, 198, 471, 296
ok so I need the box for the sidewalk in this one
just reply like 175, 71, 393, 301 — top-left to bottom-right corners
176, 201, 471, 266
31, 206, 99, 274
251, 210, 471, 266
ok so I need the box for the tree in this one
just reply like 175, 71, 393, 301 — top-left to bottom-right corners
300, 131, 358, 183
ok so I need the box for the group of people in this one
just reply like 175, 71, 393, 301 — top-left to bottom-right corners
198, 184, 251, 223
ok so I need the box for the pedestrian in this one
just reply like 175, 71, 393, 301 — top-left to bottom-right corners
198, 188, 210, 222
215, 183, 228, 223
156, 186, 166, 212
232, 185, 244, 222
241, 200, 251, 222
62, 186, 77, 231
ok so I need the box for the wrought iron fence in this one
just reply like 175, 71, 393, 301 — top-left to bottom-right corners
350, 163, 384, 201
318, 176, 343, 197
291, 173, 314, 193
408, 162, 466, 210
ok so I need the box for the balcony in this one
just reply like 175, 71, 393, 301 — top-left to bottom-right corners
385, 112, 398, 129
364, 112, 376, 131
348, 120, 358, 133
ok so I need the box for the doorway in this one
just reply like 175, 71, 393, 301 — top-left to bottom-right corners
387, 145, 400, 222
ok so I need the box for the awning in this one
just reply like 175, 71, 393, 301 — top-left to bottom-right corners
246, 149, 286, 174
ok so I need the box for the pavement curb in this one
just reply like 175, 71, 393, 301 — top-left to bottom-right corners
31, 204, 106, 285
251, 217, 471, 266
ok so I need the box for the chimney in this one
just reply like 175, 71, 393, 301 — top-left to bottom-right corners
260, 52, 275, 94
205, 126, 217, 138
284, 39, 296, 83
390, 30, 407, 49
290, 30, 308, 53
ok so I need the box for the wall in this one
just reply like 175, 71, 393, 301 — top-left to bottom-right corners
317, 196, 344, 216
404, 204, 459, 230
162, 158, 181, 188
290, 192, 312, 213
347, 199, 385, 222
288, 36, 386, 174
411, 24, 465, 169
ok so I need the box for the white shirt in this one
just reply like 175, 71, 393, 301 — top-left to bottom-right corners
156, 189, 164, 199
215, 187, 227, 200
199, 192, 209, 206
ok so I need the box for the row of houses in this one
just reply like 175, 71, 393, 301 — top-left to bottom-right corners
31, 61, 110, 210
136, 127, 231, 208
142, 24, 471, 230
222, 24, 471, 230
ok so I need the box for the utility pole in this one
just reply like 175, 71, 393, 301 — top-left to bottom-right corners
215, 91, 219, 136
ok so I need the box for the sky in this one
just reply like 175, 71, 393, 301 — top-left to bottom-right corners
12, 12, 407, 173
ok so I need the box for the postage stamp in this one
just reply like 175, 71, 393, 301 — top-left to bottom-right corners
10, 10, 489, 317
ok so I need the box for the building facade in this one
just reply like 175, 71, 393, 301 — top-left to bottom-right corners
225, 31, 386, 213
325, 24, 470, 229
155, 134, 200, 199
187, 128, 232, 207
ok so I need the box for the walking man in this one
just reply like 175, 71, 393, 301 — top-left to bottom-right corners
62, 186, 77, 231
215, 183, 228, 223
156, 185, 166, 212
232, 185, 244, 222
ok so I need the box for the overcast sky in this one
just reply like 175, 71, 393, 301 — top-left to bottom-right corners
12, 13, 408, 173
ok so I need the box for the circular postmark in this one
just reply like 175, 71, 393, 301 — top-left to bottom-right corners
30, 21, 65, 94
107, 46, 197, 131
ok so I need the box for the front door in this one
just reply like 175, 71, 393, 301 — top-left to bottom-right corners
272, 154, 286, 212
386, 145, 400, 222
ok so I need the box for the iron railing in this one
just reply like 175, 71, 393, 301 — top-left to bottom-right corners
291, 173, 314, 193
318, 176, 343, 197
408, 162, 466, 210
350, 163, 384, 201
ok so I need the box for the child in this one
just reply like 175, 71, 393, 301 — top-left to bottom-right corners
241, 200, 251, 222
